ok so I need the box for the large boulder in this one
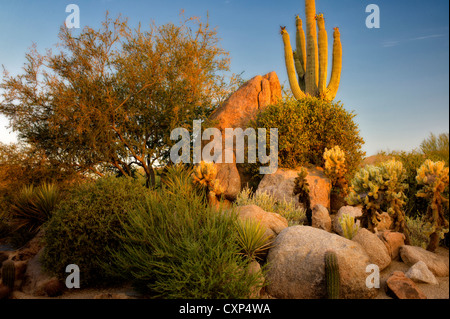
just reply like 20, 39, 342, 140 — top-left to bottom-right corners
209, 72, 281, 131
352, 228, 391, 271
256, 167, 331, 210
377, 231, 405, 260
235, 205, 288, 239
399, 245, 449, 277
311, 204, 332, 232
332, 206, 362, 236
205, 72, 282, 199
266, 226, 377, 299
20, 248, 60, 296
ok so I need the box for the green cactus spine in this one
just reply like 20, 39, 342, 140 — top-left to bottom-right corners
281, 0, 342, 101
1, 259, 15, 291
324, 250, 340, 299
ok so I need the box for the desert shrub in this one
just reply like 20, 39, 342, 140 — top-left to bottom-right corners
406, 216, 429, 249
102, 167, 264, 299
253, 96, 365, 175
235, 187, 306, 226
420, 132, 449, 165
41, 176, 149, 286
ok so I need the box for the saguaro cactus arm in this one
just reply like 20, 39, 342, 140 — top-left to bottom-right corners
316, 13, 328, 97
281, 27, 306, 100
326, 27, 342, 101
305, 0, 319, 96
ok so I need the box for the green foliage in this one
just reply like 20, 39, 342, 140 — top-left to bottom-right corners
1, 259, 15, 291
41, 176, 149, 286
416, 160, 449, 251
235, 218, 273, 261
254, 97, 365, 174
235, 187, 306, 226
338, 214, 359, 240
347, 160, 409, 239
102, 171, 265, 299
406, 216, 429, 249
0, 14, 239, 185
324, 250, 340, 299
10, 183, 60, 233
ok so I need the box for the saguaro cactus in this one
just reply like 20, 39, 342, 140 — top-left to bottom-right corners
281, 0, 342, 101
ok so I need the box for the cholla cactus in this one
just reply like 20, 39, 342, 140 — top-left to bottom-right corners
323, 146, 348, 196
280, 0, 342, 101
346, 159, 409, 240
379, 160, 410, 241
192, 161, 224, 206
416, 160, 449, 252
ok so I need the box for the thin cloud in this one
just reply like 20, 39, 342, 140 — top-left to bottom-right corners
382, 33, 445, 47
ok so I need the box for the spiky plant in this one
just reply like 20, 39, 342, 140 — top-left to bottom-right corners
346, 160, 410, 242
338, 213, 359, 240
1, 259, 15, 292
324, 250, 340, 299
235, 218, 273, 261
11, 182, 59, 233
281, 0, 342, 100
293, 167, 311, 223
416, 160, 449, 252
323, 145, 348, 196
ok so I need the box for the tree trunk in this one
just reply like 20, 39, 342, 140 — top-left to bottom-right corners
146, 166, 156, 189
427, 232, 440, 252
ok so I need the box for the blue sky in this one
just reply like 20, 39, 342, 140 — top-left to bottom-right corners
0, 0, 448, 156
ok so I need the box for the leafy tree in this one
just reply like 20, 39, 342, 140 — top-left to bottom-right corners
0, 13, 239, 187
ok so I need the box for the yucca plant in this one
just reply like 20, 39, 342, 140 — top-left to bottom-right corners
235, 218, 273, 261
11, 182, 60, 233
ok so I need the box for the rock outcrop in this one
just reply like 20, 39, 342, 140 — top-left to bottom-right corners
256, 167, 331, 210
204, 72, 282, 199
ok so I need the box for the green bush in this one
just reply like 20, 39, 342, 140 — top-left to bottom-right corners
41, 176, 149, 286
253, 96, 365, 175
102, 168, 265, 299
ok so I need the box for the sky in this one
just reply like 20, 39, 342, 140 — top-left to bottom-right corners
0, 0, 448, 156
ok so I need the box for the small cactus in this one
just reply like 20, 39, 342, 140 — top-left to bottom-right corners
338, 213, 359, 240
323, 145, 348, 196
293, 168, 311, 223
324, 250, 340, 299
416, 160, 449, 252
1, 259, 15, 291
